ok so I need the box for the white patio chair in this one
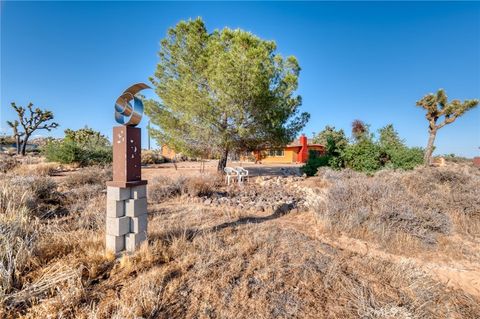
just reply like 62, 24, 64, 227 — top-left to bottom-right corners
235, 167, 249, 184
224, 167, 238, 185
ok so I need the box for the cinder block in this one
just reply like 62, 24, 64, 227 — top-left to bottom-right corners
106, 199, 125, 218
125, 197, 147, 217
125, 231, 147, 252
130, 185, 147, 199
130, 213, 148, 233
106, 216, 130, 236
106, 234, 125, 253
107, 186, 130, 201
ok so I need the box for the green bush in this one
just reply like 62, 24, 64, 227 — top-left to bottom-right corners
42, 128, 112, 166
342, 139, 382, 173
301, 151, 331, 176
305, 124, 424, 174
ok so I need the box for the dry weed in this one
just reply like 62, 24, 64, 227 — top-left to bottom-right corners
315, 165, 479, 247
63, 166, 112, 188
149, 174, 221, 202
12, 162, 59, 176
0, 155, 19, 173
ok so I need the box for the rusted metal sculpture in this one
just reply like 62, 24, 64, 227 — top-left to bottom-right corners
106, 83, 150, 254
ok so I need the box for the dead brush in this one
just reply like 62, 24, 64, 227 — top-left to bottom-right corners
149, 174, 222, 202
316, 168, 453, 246
79, 226, 479, 319
148, 176, 186, 202
63, 166, 112, 188
8, 175, 65, 219
11, 162, 59, 177
0, 155, 19, 173
0, 180, 39, 304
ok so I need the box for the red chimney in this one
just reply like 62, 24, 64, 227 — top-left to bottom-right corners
298, 134, 308, 163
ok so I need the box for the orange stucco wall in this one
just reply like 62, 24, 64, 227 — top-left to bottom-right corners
259, 149, 298, 164
161, 145, 177, 160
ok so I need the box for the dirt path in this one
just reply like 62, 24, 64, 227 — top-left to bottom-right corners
274, 209, 480, 299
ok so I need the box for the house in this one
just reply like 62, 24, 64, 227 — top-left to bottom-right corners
160, 134, 325, 164
253, 134, 325, 164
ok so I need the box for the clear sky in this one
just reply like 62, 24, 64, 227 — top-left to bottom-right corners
1, 1, 479, 156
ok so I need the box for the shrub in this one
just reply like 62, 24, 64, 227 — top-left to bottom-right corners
300, 152, 331, 176
0, 178, 39, 298
341, 139, 382, 173
0, 155, 18, 173
12, 163, 59, 177
42, 139, 112, 166
63, 166, 112, 188
141, 150, 165, 165
308, 123, 424, 173
315, 168, 453, 245
42, 128, 112, 166
149, 174, 220, 202
149, 176, 186, 202
9, 175, 64, 219
385, 146, 424, 170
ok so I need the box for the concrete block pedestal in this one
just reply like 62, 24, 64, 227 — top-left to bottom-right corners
105, 184, 147, 254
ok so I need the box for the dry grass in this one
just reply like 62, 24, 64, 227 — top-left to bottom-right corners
0, 155, 19, 173
1, 162, 479, 318
63, 166, 112, 188
314, 164, 480, 249
12, 162, 60, 177
149, 173, 222, 202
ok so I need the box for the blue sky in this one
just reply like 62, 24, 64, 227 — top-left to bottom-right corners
1, 1, 479, 156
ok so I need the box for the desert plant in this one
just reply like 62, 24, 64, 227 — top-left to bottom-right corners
63, 166, 112, 188
0, 179, 39, 299
341, 138, 382, 173
42, 129, 112, 166
316, 168, 453, 245
0, 156, 18, 173
378, 125, 424, 170
300, 151, 331, 176
6, 102, 59, 156
12, 163, 59, 177
416, 89, 478, 165
141, 150, 165, 165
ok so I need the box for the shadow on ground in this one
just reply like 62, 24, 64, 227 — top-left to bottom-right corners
149, 203, 299, 245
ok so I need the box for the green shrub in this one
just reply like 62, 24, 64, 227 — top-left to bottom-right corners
385, 146, 424, 170
341, 139, 382, 173
301, 151, 331, 176
42, 132, 112, 166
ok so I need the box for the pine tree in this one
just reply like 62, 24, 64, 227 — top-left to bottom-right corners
145, 18, 309, 172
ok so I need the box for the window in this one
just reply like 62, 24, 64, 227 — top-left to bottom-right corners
268, 149, 284, 157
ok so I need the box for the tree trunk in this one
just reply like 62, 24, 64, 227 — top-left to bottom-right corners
424, 129, 437, 165
15, 135, 20, 155
20, 135, 29, 156
217, 147, 229, 173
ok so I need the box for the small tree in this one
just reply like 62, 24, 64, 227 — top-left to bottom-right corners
416, 89, 478, 165
351, 119, 369, 142
7, 102, 59, 155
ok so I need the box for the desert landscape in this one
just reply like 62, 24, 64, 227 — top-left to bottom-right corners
2, 2, 479, 318
1, 157, 479, 318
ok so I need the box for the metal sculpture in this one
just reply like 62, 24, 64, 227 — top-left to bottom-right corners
114, 83, 150, 127
106, 83, 150, 255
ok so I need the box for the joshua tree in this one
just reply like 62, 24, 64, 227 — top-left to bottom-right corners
416, 89, 478, 165
7, 102, 59, 156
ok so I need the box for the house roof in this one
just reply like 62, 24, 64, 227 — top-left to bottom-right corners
286, 138, 324, 148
